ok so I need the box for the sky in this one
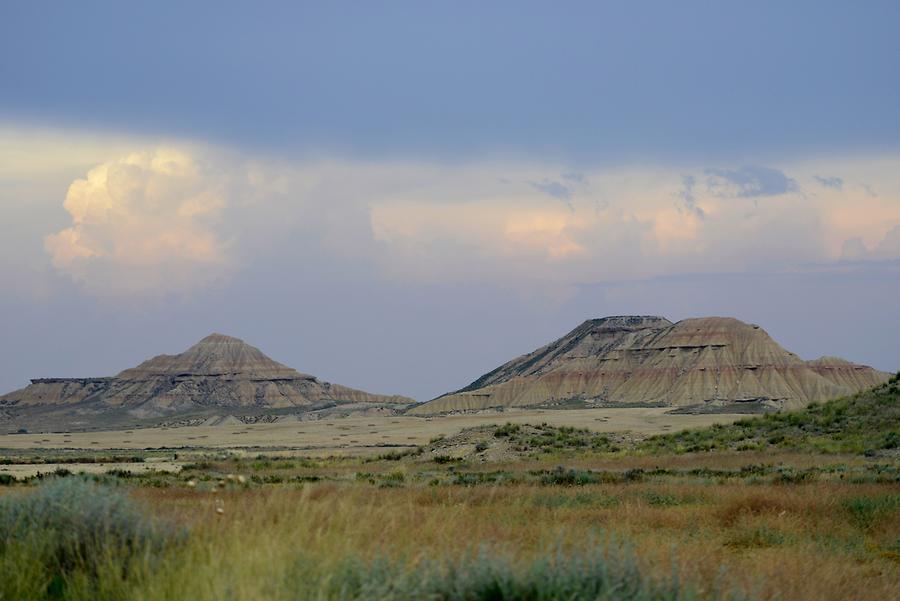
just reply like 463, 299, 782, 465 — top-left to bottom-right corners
1, 1, 898, 401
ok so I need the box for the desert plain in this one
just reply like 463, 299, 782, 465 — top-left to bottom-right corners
0, 407, 742, 478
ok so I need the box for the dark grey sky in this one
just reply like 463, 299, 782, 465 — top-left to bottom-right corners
2, 1, 899, 160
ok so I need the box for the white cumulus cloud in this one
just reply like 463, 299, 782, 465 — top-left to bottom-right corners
45, 148, 232, 297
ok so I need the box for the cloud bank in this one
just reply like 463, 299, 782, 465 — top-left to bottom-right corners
30, 142, 900, 301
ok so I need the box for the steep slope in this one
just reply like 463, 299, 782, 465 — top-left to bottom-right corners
411, 316, 890, 414
0, 334, 413, 429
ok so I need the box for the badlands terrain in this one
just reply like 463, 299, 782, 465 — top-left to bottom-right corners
0, 333, 412, 433
416, 316, 888, 413
0, 316, 887, 437
1, 376, 898, 601
0, 318, 896, 601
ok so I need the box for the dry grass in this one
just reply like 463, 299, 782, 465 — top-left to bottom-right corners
3, 381, 899, 600
117, 479, 900, 601
2, 456, 898, 600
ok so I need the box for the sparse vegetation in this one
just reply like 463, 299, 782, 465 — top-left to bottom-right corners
639, 376, 900, 455
364, 448, 422, 462
842, 494, 900, 531
493, 422, 521, 437
0, 476, 897, 600
432, 454, 460, 464
540, 466, 604, 486
442, 422, 624, 458
1, 379, 898, 600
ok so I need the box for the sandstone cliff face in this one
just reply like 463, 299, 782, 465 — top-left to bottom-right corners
0, 334, 413, 421
410, 316, 890, 414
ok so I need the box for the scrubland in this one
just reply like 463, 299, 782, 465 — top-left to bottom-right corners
1, 376, 898, 600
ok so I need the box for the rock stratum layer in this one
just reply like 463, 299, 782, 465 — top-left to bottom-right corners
410, 316, 890, 414
1, 334, 413, 429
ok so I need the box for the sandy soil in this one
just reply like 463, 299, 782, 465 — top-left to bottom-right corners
0, 408, 744, 455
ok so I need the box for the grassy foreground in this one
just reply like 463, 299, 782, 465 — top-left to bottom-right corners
2, 472, 898, 601
1, 378, 898, 600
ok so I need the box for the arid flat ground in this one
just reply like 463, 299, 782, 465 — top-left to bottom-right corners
0, 460, 182, 479
0, 407, 744, 454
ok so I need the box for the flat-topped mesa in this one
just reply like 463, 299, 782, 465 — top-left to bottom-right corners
583, 315, 673, 329
565, 316, 674, 344
410, 315, 890, 414
116, 333, 312, 381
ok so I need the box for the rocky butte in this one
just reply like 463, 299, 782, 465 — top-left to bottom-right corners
410, 316, 890, 415
0, 334, 413, 431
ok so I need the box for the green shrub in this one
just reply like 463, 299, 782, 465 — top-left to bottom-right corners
623, 468, 645, 482
493, 423, 521, 438
540, 467, 601, 486
182, 460, 213, 470
880, 430, 900, 449
433, 455, 461, 464
774, 468, 816, 485
365, 448, 422, 462
379, 470, 406, 485
285, 542, 749, 600
105, 469, 135, 479
590, 435, 618, 452
842, 494, 900, 530
0, 478, 182, 597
